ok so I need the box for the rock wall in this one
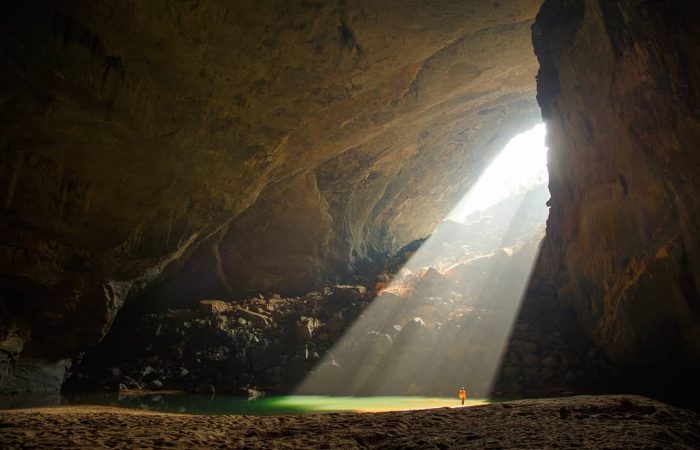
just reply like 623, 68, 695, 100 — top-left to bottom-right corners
4, 0, 698, 400
532, 1, 700, 370
0, 0, 543, 393
140, 13, 544, 304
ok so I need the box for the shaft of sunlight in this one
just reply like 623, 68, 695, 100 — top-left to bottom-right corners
295, 124, 549, 400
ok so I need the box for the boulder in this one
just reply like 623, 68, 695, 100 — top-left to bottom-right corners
329, 285, 366, 302
199, 300, 233, 316
416, 267, 450, 290
296, 317, 322, 341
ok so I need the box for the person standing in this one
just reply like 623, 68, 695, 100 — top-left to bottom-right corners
458, 387, 467, 405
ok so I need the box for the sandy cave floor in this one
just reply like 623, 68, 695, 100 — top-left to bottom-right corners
1, 395, 699, 449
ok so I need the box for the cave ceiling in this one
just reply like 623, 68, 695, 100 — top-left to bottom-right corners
0, 0, 543, 381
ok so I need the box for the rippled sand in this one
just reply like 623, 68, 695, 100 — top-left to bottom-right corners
1, 395, 698, 449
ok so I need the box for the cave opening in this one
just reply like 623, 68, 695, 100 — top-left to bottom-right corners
2, 0, 700, 445
447, 123, 548, 223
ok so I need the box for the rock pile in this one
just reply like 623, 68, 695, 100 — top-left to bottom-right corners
69, 186, 613, 398
69, 286, 371, 395
70, 261, 614, 399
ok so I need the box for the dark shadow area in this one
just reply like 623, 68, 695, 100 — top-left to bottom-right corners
491, 263, 700, 413
66, 286, 372, 396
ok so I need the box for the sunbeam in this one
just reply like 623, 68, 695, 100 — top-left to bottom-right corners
296, 124, 549, 400
448, 123, 548, 222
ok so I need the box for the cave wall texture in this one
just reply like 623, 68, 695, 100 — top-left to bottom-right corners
1, 0, 699, 398
0, 0, 542, 393
532, 0, 700, 369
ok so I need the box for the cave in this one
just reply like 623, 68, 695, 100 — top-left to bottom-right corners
1, 0, 699, 448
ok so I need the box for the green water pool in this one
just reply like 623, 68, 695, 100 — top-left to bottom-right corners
1, 392, 489, 415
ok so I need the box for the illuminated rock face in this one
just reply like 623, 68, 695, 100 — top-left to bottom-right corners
0, 1, 542, 393
5, 0, 696, 398
533, 1, 700, 368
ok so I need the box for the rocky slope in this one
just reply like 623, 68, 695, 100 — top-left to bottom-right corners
70, 187, 611, 399
80, 246, 605, 399
70, 287, 370, 395
517, 0, 700, 402
0, 0, 543, 394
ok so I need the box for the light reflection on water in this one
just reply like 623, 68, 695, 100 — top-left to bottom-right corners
0, 392, 489, 415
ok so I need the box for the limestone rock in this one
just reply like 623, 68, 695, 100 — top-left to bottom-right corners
0, 0, 543, 393
198, 300, 232, 316
296, 317, 322, 342
329, 285, 367, 302
532, 1, 700, 370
